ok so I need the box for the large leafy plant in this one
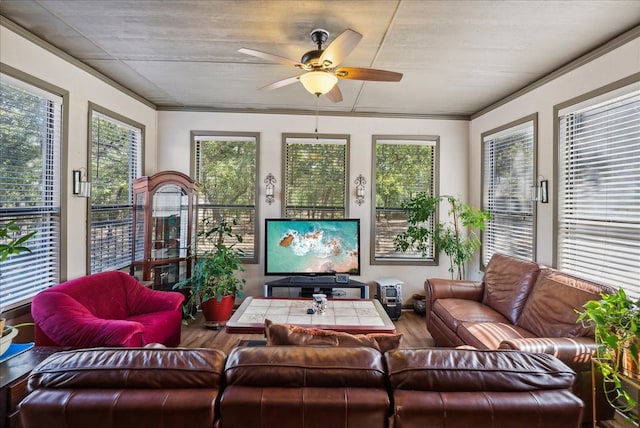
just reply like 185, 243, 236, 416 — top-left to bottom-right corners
173, 218, 245, 320
394, 194, 490, 280
0, 220, 36, 262
577, 288, 640, 418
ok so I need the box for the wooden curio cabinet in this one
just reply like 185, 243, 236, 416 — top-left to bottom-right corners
131, 171, 196, 290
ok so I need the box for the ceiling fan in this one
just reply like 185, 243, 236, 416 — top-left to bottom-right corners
238, 28, 403, 102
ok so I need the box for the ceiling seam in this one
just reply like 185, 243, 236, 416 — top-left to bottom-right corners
351, 0, 403, 113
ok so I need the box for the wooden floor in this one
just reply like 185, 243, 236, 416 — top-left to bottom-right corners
179, 308, 434, 354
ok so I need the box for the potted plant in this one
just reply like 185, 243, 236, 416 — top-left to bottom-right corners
173, 217, 245, 324
1, 220, 36, 354
577, 289, 640, 418
394, 193, 490, 280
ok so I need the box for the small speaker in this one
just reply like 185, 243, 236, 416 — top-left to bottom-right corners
375, 278, 403, 320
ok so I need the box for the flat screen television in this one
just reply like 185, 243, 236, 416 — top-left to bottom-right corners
264, 218, 361, 276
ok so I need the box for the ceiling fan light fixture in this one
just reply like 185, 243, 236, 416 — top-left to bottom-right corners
299, 71, 338, 96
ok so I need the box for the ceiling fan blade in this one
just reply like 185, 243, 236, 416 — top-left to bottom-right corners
238, 48, 302, 68
318, 29, 363, 68
325, 84, 343, 103
336, 67, 403, 82
259, 75, 300, 91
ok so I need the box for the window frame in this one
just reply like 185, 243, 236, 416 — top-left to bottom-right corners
370, 134, 440, 265
282, 133, 350, 219
480, 113, 538, 270
554, 74, 640, 298
87, 102, 144, 275
0, 64, 68, 311
190, 131, 260, 264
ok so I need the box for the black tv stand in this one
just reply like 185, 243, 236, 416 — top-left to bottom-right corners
264, 276, 369, 299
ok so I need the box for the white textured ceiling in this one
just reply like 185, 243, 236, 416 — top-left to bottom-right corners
1, 0, 639, 117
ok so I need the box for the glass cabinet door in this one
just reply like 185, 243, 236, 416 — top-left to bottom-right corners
131, 171, 195, 292
150, 184, 189, 289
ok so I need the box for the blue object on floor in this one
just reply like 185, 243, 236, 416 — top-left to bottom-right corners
0, 342, 35, 363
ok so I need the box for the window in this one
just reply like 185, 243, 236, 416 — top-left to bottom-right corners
0, 72, 63, 310
283, 134, 348, 219
481, 115, 536, 267
372, 136, 438, 263
557, 80, 640, 298
89, 104, 143, 274
192, 132, 258, 262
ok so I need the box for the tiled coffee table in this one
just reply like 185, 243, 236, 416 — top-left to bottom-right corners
226, 297, 396, 334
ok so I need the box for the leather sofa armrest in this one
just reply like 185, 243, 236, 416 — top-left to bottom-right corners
498, 337, 596, 371
424, 278, 484, 315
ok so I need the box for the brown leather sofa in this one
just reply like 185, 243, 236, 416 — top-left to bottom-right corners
424, 252, 616, 422
18, 345, 583, 428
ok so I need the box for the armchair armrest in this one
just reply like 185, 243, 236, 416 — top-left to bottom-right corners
424, 278, 484, 315
498, 337, 597, 370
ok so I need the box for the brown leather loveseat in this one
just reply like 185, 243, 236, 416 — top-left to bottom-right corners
18, 345, 583, 428
424, 252, 616, 422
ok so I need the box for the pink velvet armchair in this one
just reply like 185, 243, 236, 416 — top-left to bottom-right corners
31, 271, 184, 348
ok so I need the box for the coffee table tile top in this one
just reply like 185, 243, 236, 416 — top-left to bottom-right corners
236, 299, 385, 326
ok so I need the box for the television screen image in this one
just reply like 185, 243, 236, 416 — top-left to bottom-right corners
265, 219, 360, 276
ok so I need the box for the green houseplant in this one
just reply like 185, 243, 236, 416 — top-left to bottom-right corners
577, 289, 640, 418
1, 221, 37, 353
173, 217, 245, 323
1, 220, 36, 262
394, 194, 490, 280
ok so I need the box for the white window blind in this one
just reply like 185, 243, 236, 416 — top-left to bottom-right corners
558, 86, 640, 298
373, 138, 437, 262
1, 73, 61, 309
482, 119, 535, 266
284, 135, 348, 219
193, 133, 258, 261
90, 108, 142, 273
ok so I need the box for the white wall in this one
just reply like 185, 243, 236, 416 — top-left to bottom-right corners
158, 111, 469, 301
1, 22, 158, 280
469, 36, 640, 268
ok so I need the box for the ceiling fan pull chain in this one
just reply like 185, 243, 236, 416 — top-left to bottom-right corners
315, 95, 320, 135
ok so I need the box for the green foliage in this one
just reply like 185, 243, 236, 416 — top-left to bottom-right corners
375, 143, 433, 209
1, 83, 49, 206
577, 289, 640, 418
0, 221, 36, 262
394, 194, 490, 280
91, 116, 137, 205
198, 140, 256, 206
285, 141, 346, 218
173, 217, 245, 321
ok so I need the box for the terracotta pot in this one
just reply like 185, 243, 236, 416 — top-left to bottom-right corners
201, 295, 235, 322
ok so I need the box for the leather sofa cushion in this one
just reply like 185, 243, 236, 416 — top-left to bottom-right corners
264, 319, 403, 352
517, 269, 615, 338
224, 345, 387, 388
457, 321, 536, 349
386, 348, 576, 391
28, 347, 226, 390
482, 253, 541, 324
432, 298, 509, 332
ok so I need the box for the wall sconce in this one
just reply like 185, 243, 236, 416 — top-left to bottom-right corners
354, 174, 366, 206
72, 169, 91, 198
531, 176, 548, 203
264, 173, 276, 205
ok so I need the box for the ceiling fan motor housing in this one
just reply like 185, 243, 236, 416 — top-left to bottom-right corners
310, 28, 329, 48
301, 49, 323, 67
